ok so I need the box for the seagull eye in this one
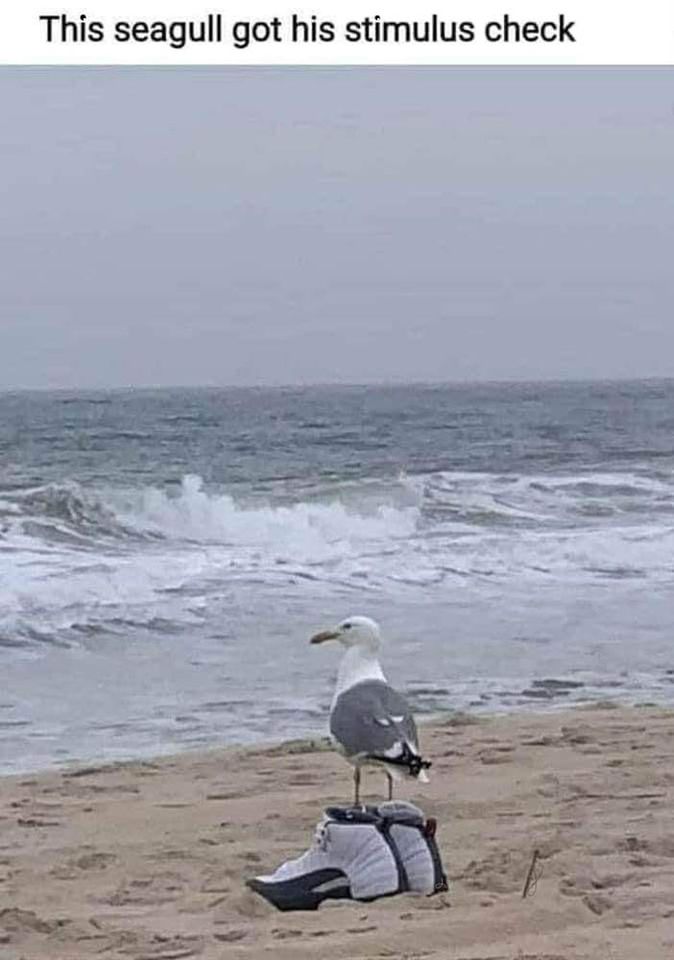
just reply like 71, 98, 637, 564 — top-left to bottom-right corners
343, 623, 352, 630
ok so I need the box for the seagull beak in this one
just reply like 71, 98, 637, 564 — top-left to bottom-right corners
310, 629, 340, 645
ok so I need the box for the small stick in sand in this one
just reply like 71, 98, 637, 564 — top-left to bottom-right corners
522, 848, 541, 899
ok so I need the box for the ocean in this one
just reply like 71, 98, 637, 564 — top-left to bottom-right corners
2, 380, 674, 773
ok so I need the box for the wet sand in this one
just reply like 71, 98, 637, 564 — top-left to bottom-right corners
2, 703, 674, 959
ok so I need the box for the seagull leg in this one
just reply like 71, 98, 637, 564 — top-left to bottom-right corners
353, 767, 361, 806
386, 772, 394, 801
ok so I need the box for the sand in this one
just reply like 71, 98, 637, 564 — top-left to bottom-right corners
2, 702, 674, 959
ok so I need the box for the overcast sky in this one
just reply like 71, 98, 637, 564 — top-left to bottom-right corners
0, 68, 672, 389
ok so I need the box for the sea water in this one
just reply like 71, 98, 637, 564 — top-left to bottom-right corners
2, 380, 674, 772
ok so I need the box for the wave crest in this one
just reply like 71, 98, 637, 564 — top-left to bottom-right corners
1, 474, 421, 557
3, 468, 674, 651
114, 475, 420, 554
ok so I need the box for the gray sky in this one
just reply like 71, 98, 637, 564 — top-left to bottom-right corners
1, 68, 673, 389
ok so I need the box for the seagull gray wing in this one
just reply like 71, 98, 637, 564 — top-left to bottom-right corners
329, 679, 420, 761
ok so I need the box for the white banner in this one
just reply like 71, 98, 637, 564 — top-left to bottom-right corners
1, 0, 673, 65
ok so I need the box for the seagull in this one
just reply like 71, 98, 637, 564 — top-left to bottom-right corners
310, 615, 431, 805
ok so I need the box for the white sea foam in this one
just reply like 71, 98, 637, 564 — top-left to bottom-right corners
3, 469, 674, 648
0, 475, 421, 644
112, 474, 420, 554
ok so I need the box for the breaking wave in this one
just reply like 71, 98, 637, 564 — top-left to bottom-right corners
0, 474, 419, 552
112, 474, 420, 550
0, 475, 420, 647
3, 469, 674, 650
4, 468, 674, 552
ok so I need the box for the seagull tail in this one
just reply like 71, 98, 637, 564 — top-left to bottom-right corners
372, 744, 432, 782
409, 753, 432, 783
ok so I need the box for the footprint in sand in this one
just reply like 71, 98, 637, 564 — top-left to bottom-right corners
0, 908, 60, 940
100, 871, 188, 907
73, 851, 116, 870
478, 747, 514, 765
583, 892, 613, 915
50, 851, 114, 879
213, 929, 247, 942
271, 928, 304, 939
128, 940, 203, 959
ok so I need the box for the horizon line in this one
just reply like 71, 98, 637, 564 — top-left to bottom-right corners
2, 372, 674, 396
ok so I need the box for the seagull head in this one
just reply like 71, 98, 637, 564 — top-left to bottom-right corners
310, 615, 382, 652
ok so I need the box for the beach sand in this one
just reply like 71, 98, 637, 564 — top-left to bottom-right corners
2, 703, 674, 959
